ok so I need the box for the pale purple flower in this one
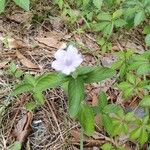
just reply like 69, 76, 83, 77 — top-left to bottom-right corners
52, 45, 83, 75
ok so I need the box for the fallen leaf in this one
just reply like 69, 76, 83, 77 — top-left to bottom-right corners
0, 60, 10, 68
0, 37, 23, 49
6, 11, 33, 24
16, 50, 39, 69
36, 36, 63, 49
13, 112, 33, 143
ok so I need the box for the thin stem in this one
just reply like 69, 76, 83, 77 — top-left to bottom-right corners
143, 75, 149, 116
80, 127, 84, 150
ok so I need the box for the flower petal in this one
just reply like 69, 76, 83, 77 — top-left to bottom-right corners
67, 45, 78, 54
62, 66, 76, 75
54, 49, 66, 59
51, 60, 65, 71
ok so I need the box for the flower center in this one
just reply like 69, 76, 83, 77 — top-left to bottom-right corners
64, 58, 72, 66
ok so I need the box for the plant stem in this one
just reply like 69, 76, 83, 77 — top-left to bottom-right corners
143, 75, 149, 117
80, 127, 84, 150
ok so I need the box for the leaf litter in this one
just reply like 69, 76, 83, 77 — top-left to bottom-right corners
0, 8, 146, 150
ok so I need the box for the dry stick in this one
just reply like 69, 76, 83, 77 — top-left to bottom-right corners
45, 99, 65, 142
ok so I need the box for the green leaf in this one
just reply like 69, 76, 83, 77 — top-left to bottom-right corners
25, 101, 37, 111
103, 23, 114, 37
8, 141, 21, 150
25, 74, 36, 86
93, 22, 110, 32
137, 64, 150, 75
78, 104, 95, 136
102, 104, 121, 114
76, 66, 96, 76
102, 114, 113, 135
84, 67, 115, 83
35, 73, 68, 91
145, 34, 150, 46
101, 143, 113, 150
112, 60, 123, 69
113, 9, 123, 19
68, 77, 85, 118
139, 128, 148, 145
143, 25, 150, 34
97, 12, 111, 21
127, 73, 136, 84
93, 0, 103, 9
83, 0, 90, 6
14, 70, 24, 78
13, 0, 30, 11
0, 0, 5, 13
33, 92, 45, 105
114, 19, 126, 27
130, 127, 142, 140
140, 96, 150, 107
134, 11, 145, 26
98, 91, 107, 111
11, 83, 33, 96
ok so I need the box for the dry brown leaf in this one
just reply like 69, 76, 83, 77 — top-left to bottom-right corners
14, 112, 33, 143
16, 50, 39, 69
0, 37, 23, 49
36, 36, 63, 49
0, 60, 10, 68
6, 11, 33, 24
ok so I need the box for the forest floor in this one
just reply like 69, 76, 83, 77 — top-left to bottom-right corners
0, 5, 146, 150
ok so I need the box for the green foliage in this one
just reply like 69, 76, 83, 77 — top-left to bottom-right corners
12, 72, 69, 110
112, 49, 133, 79
118, 73, 147, 99
0, 0, 30, 13
13, 0, 30, 11
68, 77, 85, 118
8, 141, 21, 150
77, 104, 95, 136
0, 0, 6, 13
130, 116, 150, 145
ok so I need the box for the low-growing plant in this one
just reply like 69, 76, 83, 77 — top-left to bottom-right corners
0, 0, 30, 13
10, 44, 150, 149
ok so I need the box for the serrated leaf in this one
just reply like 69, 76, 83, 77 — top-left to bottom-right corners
143, 25, 150, 34
127, 73, 136, 84
78, 104, 95, 136
102, 104, 121, 114
102, 114, 113, 135
97, 12, 111, 21
113, 9, 123, 19
140, 96, 150, 107
139, 128, 148, 145
114, 19, 126, 27
13, 0, 30, 11
68, 77, 85, 118
93, 0, 103, 9
103, 23, 114, 37
130, 127, 141, 140
145, 34, 150, 46
0, 0, 5, 13
93, 22, 110, 32
98, 91, 107, 111
137, 64, 150, 75
134, 11, 145, 26
11, 83, 33, 96
84, 67, 115, 83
